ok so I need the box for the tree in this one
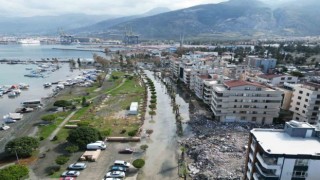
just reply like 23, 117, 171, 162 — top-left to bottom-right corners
132, 159, 145, 169
290, 71, 304, 78
65, 145, 79, 154
0, 165, 29, 180
77, 58, 81, 67
5, 137, 39, 158
53, 100, 72, 111
140, 144, 148, 151
55, 155, 69, 165
67, 127, 102, 149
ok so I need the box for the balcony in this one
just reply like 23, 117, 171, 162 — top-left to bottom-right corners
247, 171, 251, 180
248, 162, 253, 172
250, 143, 256, 152
249, 152, 254, 161
255, 163, 279, 179
256, 153, 280, 170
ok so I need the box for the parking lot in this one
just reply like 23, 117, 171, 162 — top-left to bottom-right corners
76, 142, 142, 180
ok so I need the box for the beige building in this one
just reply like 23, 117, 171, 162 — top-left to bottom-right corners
211, 80, 283, 124
290, 82, 320, 124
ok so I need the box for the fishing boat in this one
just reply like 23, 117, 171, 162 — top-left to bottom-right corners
19, 83, 30, 89
43, 83, 52, 88
7, 91, 17, 98
0, 124, 10, 130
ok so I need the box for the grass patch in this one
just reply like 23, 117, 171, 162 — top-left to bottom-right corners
55, 128, 70, 144
38, 112, 70, 140
71, 106, 91, 120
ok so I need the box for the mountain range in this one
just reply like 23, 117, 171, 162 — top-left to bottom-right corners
1, 0, 320, 40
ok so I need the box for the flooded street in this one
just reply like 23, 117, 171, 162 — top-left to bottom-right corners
139, 71, 184, 180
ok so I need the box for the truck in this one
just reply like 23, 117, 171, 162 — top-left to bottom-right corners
86, 141, 107, 150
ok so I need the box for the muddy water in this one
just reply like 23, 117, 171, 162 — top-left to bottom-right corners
139, 71, 181, 180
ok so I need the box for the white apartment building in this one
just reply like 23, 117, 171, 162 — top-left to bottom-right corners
244, 120, 320, 180
290, 82, 320, 124
211, 80, 283, 124
170, 59, 180, 78
257, 74, 298, 86
203, 80, 218, 105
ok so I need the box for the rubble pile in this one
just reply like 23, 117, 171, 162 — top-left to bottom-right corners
182, 114, 284, 180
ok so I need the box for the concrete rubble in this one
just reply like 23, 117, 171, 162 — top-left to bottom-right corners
181, 114, 283, 180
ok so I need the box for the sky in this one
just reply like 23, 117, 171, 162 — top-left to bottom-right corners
0, 0, 228, 17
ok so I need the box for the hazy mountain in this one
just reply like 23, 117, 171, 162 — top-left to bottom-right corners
73, 7, 171, 34
0, 14, 115, 35
78, 0, 320, 39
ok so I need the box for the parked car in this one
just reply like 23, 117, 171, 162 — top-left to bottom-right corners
68, 162, 87, 170
59, 177, 76, 180
110, 165, 127, 172
86, 141, 107, 150
61, 171, 80, 177
118, 148, 133, 154
114, 160, 131, 168
105, 171, 125, 178
104, 178, 122, 180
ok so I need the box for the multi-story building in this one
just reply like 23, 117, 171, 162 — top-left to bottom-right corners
211, 80, 283, 124
170, 58, 180, 78
257, 74, 298, 86
289, 81, 320, 124
203, 80, 218, 105
247, 56, 277, 73
244, 120, 320, 180
223, 64, 249, 80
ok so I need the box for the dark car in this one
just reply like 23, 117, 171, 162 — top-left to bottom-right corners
110, 165, 127, 172
118, 148, 134, 154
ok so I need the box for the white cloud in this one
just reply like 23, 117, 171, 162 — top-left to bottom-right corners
0, 0, 227, 17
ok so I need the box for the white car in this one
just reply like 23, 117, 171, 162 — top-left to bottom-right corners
104, 178, 122, 180
114, 160, 131, 168
68, 162, 87, 170
61, 171, 80, 177
105, 171, 125, 178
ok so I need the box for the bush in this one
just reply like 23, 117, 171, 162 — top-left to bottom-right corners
47, 165, 60, 175
150, 99, 156, 104
128, 129, 138, 137
0, 165, 29, 180
53, 100, 72, 109
151, 91, 156, 95
132, 159, 145, 169
55, 155, 69, 165
51, 136, 58, 141
67, 127, 102, 149
65, 145, 79, 154
101, 129, 112, 137
120, 129, 127, 134
5, 137, 39, 158
140, 144, 148, 151
41, 114, 57, 122
77, 121, 91, 127
151, 95, 157, 99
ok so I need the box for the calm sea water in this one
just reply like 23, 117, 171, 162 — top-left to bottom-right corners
0, 44, 101, 119
0, 44, 104, 61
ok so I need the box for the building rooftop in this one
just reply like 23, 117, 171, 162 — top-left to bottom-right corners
258, 74, 284, 80
224, 80, 265, 88
251, 129, 320, 156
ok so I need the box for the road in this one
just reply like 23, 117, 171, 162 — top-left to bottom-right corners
138, 71, 179, 180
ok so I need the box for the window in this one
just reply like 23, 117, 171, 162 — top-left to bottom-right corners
265, 106, 268, 109
302, 110, 305, 114
292, 171, 308, 178
296, 117, 299, 120
296, 102, 300, 105
252, 117, 256, 121
245, 87, 250, 90
306, 93, 310, 96
299, 91, 303, 94
288, 77, 292, 80
304, 105, 307, 108
312, 112, 317, 116
240, 117, 246, 120
305, 99, 309, 102
314, 107, 319, 110
294, 158, 309, 167
298, 96, 302, 100
281, 77, 285, 80
295, 107, 299, 111
234, 105, 237, 108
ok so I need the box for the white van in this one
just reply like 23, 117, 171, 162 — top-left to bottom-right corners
86, 141, 107, 150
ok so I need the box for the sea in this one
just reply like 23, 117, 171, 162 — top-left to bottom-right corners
0, 44, 105, 119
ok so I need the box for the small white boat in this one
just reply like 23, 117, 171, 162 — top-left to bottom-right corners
12, 89, 21, 95
1, 124, 10, 130
43, 83, 52, 88
3, 115, 16, 123
19, 83, 29, 89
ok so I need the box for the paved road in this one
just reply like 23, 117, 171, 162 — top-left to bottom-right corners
48, 111, 76, 140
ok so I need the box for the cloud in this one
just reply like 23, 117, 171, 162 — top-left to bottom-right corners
0, 0, 226, 17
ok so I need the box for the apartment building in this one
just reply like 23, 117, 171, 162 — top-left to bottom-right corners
257, 74, 298, 86
247, 56, 277, 73
170, 59, 180, 78
203, 80, 218, 105
290, 81, 320, 124
223, 64, 248, 80
244, 120, 320, 180
211, 80, 283, 124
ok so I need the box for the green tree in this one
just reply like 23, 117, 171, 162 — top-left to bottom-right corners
140, 144, 148, 151
55, 155, 69, 165
67, 127, 102, 149
5, 137, 39, 158
290, 71, 305, 78
0, 165, 29, 180
132, 159, 145, 169
53, 100, 72, 111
